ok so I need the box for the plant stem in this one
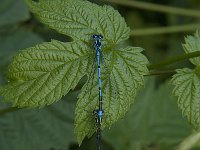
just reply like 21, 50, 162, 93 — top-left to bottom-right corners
148, 51, 200, 70
145, 70, 176, 76
103, 0, 200, 18
131, 23, 200, 36
0, 107, 21, 116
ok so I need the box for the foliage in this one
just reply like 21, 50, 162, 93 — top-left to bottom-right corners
103, 79, 192, 150
171, 31, 200, 129
1, 0, 200, 149
0, 28, 76, 150
0, 99, 76, 150
0, 0, 148, 144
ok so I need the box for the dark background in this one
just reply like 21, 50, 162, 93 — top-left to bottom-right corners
0, 0, 200, 150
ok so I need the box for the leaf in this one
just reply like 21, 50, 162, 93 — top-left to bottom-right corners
25, 0, 130, 43
0, 0, 149, 145
0, 30, 76, 150
0, 28, 43, 84
0, 94, 77, 150
0, 40, 89, 107
103, 79, 192, 150
75, 46, 148, 144
182, 30, 200, 66
0, 0, 29, 27
178, 131, 200, 150
171, 68, 200, 128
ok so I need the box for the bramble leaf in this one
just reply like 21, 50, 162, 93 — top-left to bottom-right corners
171, 30, 200, 129
0, 28, 76, 150
0, 40, 89, 107
25, 0, 130, 44
103, 80, 192, 150
171, 68, 200, 128
0, 0, 149, 144
75, 46, 148, 144
182, 30, 200, 66
0, 28, 43, 84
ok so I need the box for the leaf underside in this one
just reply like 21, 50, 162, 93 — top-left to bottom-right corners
0, 0, 149, 144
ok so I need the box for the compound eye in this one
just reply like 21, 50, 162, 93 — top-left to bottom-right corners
92, 34, 103, 39
92, 34, 97, 39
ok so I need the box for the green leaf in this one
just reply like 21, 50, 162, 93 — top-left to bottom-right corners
171, 68, 200, 128
0, 95, 77, 150
75, 46, 149, 144
178, 131, 200, 150
0, 0, 149, 145
182, 30, 200, 66
0, 28, 43, 84
25, 0, 130, 43
103, 79, 192, 150
0, 40, 89, 107
0, 0, 29, 27
0, 31, 77, 149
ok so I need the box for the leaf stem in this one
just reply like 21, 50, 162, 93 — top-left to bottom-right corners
103, 0, 200, 17
131, 23, 200, 36
148, 51, 200, 70
145, 70, 176, 76
0, 107, 21, 116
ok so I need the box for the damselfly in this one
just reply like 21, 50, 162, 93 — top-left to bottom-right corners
92, 34, 104, 150
92, 34, 103, 124
81, 34, 117, 150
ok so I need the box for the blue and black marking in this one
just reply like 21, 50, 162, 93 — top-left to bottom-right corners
92, 34, 103, 125
92, 34, 104, 150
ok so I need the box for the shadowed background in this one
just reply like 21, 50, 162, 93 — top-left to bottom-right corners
0, 0, 200, 150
